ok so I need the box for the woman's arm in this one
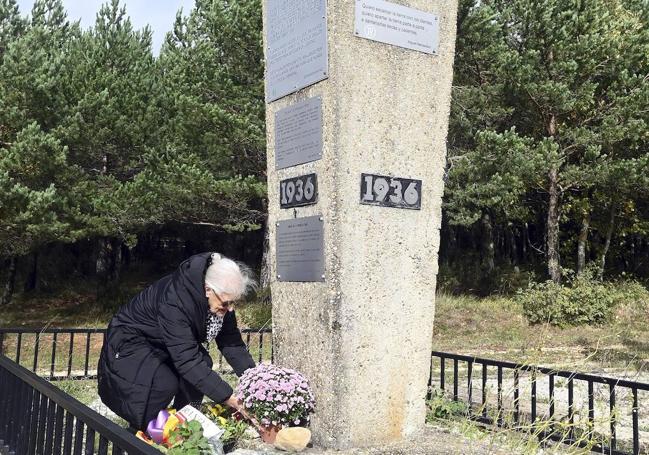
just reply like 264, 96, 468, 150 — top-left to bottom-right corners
158, 302, 234, 403
215, 310, 256, 376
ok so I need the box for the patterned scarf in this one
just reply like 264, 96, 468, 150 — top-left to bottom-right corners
205, 312, 224, 341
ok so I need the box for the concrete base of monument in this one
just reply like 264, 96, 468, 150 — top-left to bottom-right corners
230, 424, 510, 455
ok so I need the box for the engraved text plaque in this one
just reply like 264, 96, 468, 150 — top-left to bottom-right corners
266, 0, 328, 102
276, 215, 325, 282
275, 96, 323, 169
355, 0, 439, 55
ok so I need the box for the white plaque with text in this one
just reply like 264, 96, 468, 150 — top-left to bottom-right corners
265, 0, 329, 102
355, 0, 439, 55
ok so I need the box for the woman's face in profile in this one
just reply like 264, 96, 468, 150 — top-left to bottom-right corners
206, 288, 235, 316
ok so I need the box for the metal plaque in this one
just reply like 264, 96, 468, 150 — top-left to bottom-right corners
360, 173, 422, 210
265, 0, 329, 102
355, 0, 439, 55
276, 215, 325, 282
280, 173, 318, 209
275, 96, 323, 169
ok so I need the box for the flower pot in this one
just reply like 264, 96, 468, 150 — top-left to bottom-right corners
259, 425, 281, 444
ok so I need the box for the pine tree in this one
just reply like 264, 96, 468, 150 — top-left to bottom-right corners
445, 0, 649, 283
0, 0, 26, 60
56, 0, 160, 288
0, 0, 86, 302
158, 0, 266, 232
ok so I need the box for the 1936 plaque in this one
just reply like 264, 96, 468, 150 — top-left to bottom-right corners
275, 96, 323, 169
280, 173, 318, 209
276, 215, 325, 282
265, 0, 328, 102
360, 173, 422, 210
355, 0, 439, 55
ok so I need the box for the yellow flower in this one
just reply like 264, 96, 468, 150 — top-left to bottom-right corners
208, 403, 226, 416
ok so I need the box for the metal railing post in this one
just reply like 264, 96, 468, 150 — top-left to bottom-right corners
0, 355, 160, 455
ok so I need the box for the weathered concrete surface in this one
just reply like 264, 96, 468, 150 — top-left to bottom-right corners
263, 0, 458, 449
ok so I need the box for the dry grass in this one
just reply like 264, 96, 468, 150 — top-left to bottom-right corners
432, 292, 649, 374
430, 291, 649, 454
0, 290, 112, 328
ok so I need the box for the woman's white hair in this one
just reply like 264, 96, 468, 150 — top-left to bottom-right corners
204, 253, 257, 300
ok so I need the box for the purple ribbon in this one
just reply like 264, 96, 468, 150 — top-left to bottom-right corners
146, 409, 170, 444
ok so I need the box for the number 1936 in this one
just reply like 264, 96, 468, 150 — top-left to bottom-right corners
280, 173, 318, 209
360, 173, 422, 210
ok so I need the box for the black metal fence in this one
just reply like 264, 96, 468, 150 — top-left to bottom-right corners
0, 328, 273, 381
2, 328, 648, 454
0, 354, 160, 455
429, 351, 649, 455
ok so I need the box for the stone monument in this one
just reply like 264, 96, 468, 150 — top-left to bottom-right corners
262, 0, 458, 448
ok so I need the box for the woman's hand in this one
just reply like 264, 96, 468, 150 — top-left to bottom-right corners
223, 395, 259, 429
223, 395, 241, 411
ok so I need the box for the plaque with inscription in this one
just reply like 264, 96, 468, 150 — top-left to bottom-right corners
280, 173, 318, 209
275, 96, 323, 169
360, 173, 422, 210
265, 0, 328, 102
276, 215, 325, 282
355, 0, 439, 55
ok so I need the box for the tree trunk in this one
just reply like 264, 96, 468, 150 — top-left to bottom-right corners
24, 251, 39, 292
1, 257, 17, 305
121, 243, 131, 270
547, 167, 561, 283
480, 213, 495, 274
597, 204, 616, 280
259, 219, 272, 304
577, 213, 590, 275
510, 228, 519, 265
448, 225, 457, 266
522, 223, 529, 261
96, 238, 122, 296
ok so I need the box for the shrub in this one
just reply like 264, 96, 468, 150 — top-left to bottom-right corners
237, 302, 272, 329
426, 389, 469, 420
238, 287, 272, 329
517, 268, 621, 327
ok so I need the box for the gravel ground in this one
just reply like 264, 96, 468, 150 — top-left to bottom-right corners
232, 424, 513, 455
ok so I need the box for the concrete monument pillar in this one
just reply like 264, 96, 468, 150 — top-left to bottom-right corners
263, 0, 458, 448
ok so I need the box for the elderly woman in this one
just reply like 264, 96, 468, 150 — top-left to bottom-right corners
97, 252, 256, 430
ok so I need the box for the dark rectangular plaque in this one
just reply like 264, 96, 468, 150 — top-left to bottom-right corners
265, 0, 328, 102
360, 173, 422, 210
355, 0, 439, 55
280, 173, 318, 209
276, 215, 325, 282
275, 96, 323, 169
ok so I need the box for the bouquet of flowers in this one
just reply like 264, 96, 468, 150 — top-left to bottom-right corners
236, 364, 315, 441
136, 406, 224, 454
202, 403, 248, 451
143, 420, 213, 454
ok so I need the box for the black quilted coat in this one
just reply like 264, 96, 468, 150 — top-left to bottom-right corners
97, 253, 255, 427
